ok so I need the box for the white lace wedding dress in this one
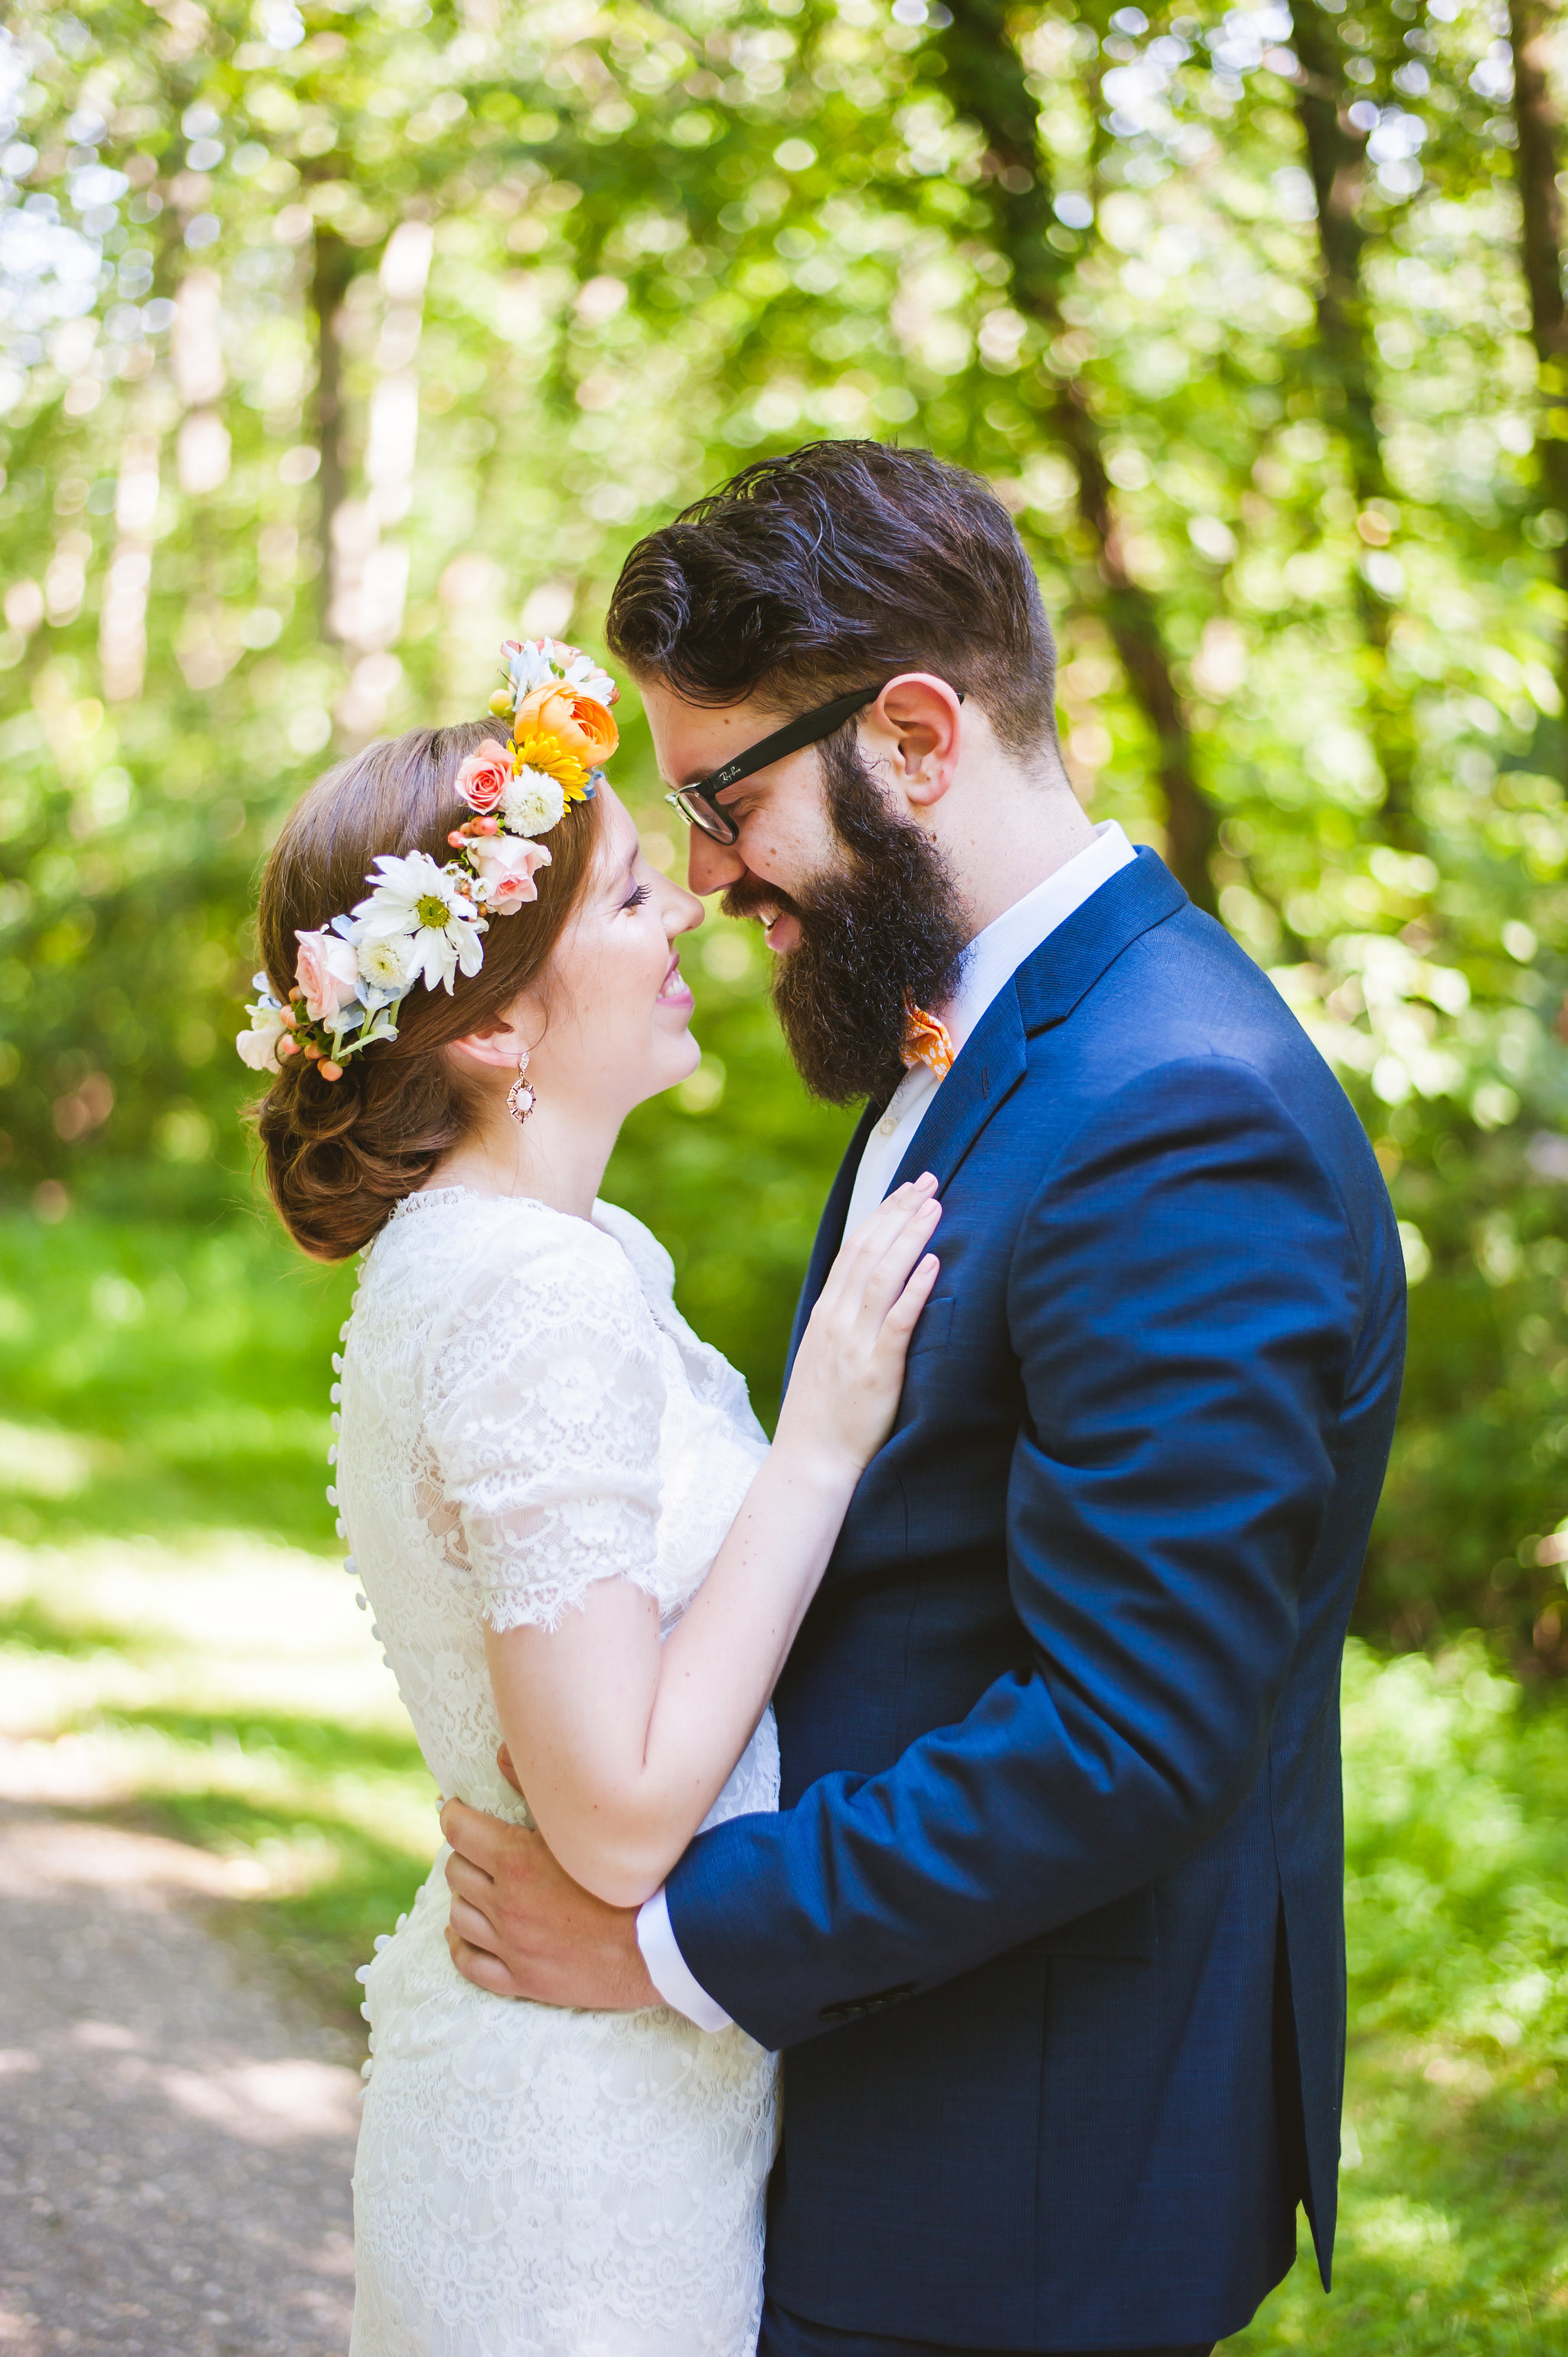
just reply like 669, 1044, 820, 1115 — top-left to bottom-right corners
334, 1185, 779, 2357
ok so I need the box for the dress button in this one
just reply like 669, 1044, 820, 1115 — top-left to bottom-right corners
877, 1113, 899, 1136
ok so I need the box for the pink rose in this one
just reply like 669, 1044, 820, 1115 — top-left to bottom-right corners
468, 833, 553, 914
294, 928, 360, 1022
456, 738, 514, 816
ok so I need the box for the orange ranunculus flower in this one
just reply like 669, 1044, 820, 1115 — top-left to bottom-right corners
511, 685, 619, 767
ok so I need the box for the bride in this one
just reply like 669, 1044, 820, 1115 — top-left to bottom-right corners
237, 638, 941, 2357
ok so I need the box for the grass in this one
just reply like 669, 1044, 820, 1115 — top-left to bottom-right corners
0, 1206, 357, 1548
2, 1206, 1567, 2345
1228, 1641, 1568, 2350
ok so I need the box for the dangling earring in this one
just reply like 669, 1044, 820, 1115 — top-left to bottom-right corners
507, 1049, 536, 1125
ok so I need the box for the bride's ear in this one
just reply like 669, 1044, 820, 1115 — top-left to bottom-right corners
449, 1011, 535, 1072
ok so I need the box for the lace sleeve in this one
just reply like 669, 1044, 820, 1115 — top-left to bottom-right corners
424, 1218, 668, 1636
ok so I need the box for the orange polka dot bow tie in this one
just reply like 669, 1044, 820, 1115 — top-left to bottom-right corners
901, 999, 956, 1080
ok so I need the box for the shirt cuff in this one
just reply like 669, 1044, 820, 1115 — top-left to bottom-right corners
635, 1885, 733, 2032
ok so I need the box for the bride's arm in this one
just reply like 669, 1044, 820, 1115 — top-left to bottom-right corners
482, 1179, 940, 1910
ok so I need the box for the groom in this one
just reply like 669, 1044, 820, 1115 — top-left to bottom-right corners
440, 440, 1406, 2355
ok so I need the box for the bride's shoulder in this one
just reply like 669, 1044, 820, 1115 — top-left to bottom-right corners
362, 1190, 662, 1397
590, 1198, 676, 1302
372, 1186, 642, 1306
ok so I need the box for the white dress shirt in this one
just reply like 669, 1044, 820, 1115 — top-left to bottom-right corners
635, 819, 1138, 2031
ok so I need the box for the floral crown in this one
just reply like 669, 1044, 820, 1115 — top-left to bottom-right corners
237, 638, 619, 1082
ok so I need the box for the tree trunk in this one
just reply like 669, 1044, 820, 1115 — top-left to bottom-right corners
1509, 0, 1568, 732
936, 0, 1219, 914
1287, 5, 1416, 838
1050, 383, 1217, 898
1289, 8, 1385, 508
310, 225, 355, 640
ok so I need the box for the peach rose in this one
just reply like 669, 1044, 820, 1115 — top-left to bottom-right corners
294, 928, 361, 1022
456, 738, 514, 816
468, 832, 554, 914
511, 685, 619, 766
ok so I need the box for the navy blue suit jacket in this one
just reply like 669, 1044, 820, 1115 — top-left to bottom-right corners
665, 851, 1405, 2351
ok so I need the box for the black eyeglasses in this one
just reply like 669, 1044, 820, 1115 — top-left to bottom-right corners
665, 682, 964, 847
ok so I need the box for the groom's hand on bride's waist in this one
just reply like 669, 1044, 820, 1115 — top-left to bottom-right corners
439, 1790, 658, 2010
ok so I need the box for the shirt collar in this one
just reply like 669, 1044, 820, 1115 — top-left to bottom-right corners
942, 820, 1137, 1053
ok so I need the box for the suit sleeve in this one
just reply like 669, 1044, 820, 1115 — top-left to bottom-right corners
663, 1058, 1361, 2051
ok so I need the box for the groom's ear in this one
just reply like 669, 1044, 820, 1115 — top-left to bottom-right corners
868, 673, 964, 812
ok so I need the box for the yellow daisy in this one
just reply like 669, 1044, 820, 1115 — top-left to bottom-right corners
510, 726, 593, 803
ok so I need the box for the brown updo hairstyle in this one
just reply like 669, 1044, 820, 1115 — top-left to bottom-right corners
253, 720, 600, 1260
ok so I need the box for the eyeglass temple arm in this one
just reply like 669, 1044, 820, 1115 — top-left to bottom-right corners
671, 681, 968, 814
698, 685, 884, 799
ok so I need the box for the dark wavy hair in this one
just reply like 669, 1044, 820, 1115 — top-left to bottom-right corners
251, 723, 599, 1261
604, 439, 1059, 759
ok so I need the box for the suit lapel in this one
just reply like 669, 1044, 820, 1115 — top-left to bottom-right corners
885, 982, 1028, 1198
787, 1097, 882, 1369
787, 851, 1189, 1358
1012, 844, 1186, 1035
887, 845, 1189, 1199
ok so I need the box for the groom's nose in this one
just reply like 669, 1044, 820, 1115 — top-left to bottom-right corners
685, 825, 748, 897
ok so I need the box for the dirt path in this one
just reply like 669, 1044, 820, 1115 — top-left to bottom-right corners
0, 1802, 360, 2355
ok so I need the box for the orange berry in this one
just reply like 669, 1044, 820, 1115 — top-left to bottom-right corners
319, 1061, 343, 1082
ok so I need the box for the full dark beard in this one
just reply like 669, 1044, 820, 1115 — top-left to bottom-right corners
724, 730, 969, 1106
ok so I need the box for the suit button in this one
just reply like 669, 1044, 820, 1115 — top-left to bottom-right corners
877, 1113, 899, 1136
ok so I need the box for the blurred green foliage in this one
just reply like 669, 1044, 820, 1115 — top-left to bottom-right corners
1227, 1637, 1568, 2349
2, 0, 1568, 1664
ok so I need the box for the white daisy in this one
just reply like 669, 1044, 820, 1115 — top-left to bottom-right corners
502, 767, 567, 838
352, 852, 486, 995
